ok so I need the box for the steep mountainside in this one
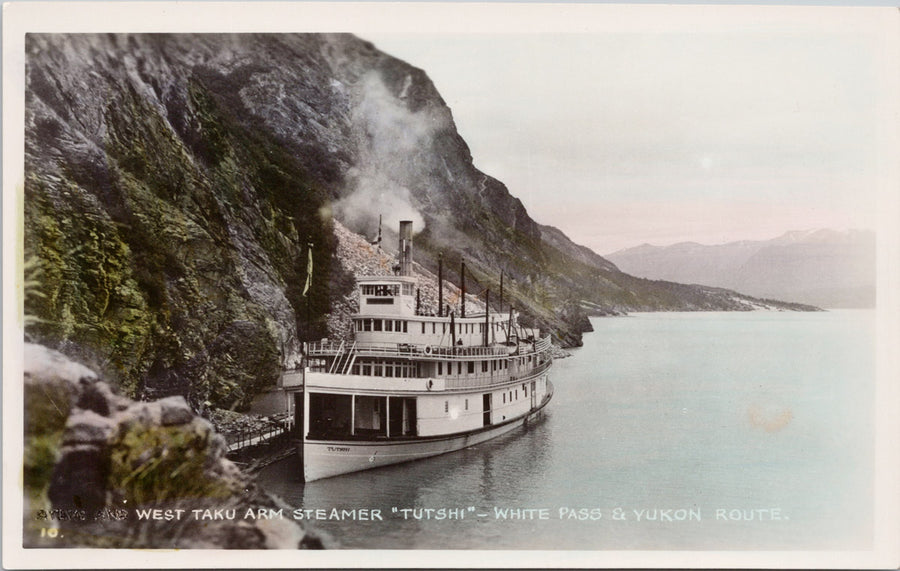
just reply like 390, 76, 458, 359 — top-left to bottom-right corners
24, 33, 815, 406
607, 229, 875, 308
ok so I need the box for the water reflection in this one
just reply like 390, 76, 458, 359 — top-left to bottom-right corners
258, 414, 553, 548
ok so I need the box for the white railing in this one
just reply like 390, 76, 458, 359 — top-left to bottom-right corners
357, 342, 511, 359
533, 335, 552, 353
308, 340, 344, 356
443, 359, 552, 391
306, 335, 553, 362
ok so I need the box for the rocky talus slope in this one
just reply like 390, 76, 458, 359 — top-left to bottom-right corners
328, 220, 487, 342
24, 343, 323, 549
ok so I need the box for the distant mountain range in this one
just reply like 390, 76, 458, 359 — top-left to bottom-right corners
606, 229, 876, 308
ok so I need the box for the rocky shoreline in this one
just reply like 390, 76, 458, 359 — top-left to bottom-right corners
23, 343, 323, 549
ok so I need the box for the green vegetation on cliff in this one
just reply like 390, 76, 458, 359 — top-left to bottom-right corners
24, 35, 353, 408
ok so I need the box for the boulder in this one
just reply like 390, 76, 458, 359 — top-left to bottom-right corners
61, 410, 116, 446
158, 396, 194, 426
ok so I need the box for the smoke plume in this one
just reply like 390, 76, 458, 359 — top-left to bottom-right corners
334, 71, 445, 237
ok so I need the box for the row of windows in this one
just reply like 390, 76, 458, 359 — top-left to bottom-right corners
351, 359, 421, 378
434, 360, 508, 376
362, 284, 401, 297
345, 357, 516, 379
361, 284, 416, 296
356, 319, 409, 333
421, 321, 495, 336
355, 318, 501, 336
503, 383, 533, 404
444, 386, 530, 416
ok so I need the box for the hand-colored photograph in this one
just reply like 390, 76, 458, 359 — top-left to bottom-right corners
4, 2, 898, 569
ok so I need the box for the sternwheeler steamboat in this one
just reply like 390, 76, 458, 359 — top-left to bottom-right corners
282, 221, 553, 481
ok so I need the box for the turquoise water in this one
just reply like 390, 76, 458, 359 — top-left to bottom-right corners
257, 311, 875, 550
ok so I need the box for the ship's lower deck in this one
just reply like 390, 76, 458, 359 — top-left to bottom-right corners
301, 382, 553, 481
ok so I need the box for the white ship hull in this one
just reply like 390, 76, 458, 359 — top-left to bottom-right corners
301, 384, 552, 482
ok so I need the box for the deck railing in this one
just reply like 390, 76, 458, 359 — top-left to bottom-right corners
225, 414, 294, 455
443, 359, 552, 390
307, 335, 553, 362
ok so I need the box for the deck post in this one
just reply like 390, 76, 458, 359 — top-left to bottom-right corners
350, 394, 356, 436
484, 289, 490, 346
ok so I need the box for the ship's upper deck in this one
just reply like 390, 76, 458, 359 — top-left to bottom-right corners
354, 274, 519, 347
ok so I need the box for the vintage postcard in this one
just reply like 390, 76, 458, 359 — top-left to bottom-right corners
3, 2, 899, 569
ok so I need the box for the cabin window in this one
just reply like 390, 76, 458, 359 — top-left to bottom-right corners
309, 393, 353, 438
402, 283, 414, 295
503, 393, 506, 404
468, 362, 475, 374
363, 320, 372, 332
515, 390, 518, 400
362, 284, 400, 296
432, 323, 436, 334
385, 365, 393, 378
373, 364, 383, 376
457, 362, 462, 375
362, 364, 372, 376
438, 362, 443, 375
374, 320, 383, 332
442, 323, 446, 334
465, 399, 469, 410
354, 395, 387, 436
444, 401, 449, 414
482, 361, 488, 373
385, 320, 393, 332
402, 321, 408, 333
421, 322, 425, 334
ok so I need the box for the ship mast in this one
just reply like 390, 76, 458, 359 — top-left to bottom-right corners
460, 259, 466, 318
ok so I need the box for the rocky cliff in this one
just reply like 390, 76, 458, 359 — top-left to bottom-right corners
24, 33, 816, 406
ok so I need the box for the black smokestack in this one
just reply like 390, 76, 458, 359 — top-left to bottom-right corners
399, 220, 413, 277
460, 259, 466, 318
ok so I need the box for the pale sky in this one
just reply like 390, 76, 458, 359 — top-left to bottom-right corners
364, 9, 892, 254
